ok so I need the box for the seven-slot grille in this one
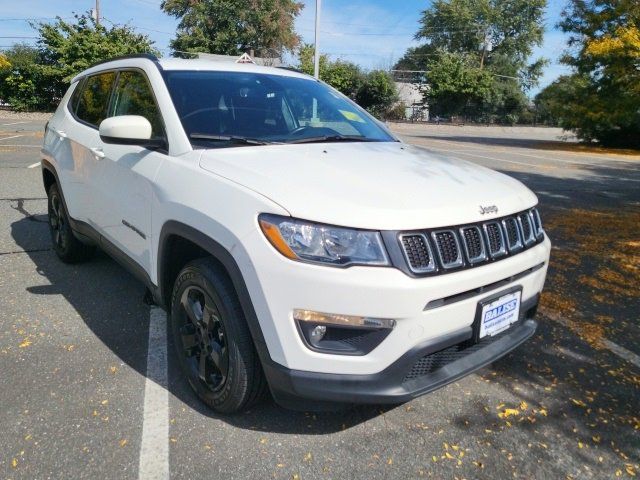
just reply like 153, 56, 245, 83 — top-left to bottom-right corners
399, 208, 543, 275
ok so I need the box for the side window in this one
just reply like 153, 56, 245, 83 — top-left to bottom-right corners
110, 71, 165, 139
75, 72, 116, 127
68, 79, 85, 114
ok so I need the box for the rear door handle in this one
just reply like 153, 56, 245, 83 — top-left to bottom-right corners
51, 127, 67, 138
90, 147, 105, 159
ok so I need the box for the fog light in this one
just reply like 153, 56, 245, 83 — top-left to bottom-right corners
294, 309, 395, 355
310, 325, 327, 344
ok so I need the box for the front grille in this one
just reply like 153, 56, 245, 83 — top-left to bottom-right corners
397, 208, 543, 276
400, 234, 435, 272
432, 230, 463, 268
461, 226, 486, 263
503, 217, 522, 251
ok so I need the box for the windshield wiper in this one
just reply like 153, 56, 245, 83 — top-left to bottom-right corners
189, 133, 278, 146
286, 134, 378, 144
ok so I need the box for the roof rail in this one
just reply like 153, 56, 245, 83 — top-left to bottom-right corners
87, 53, 161, 70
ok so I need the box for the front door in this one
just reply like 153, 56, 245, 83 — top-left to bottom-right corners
92, 69, 168, 275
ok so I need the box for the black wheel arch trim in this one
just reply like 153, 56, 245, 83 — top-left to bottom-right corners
158, 221, 271, 367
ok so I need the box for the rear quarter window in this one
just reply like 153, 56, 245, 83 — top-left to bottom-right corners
75, 72, 116, 127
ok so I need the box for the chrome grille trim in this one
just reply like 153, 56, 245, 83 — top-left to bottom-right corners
518, 212, 536, 246
459, 226, 487, 264
396, 208, 544, 276
530, 208, 544, 239
483, 221, 507, 258
399, 233, 436, 273
502, 217, 523, 252
431, 230, 464, 269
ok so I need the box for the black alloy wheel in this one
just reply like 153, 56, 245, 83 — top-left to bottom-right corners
178, 285, 229, 393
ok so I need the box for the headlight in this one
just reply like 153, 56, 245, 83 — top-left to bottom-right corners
258, 214, 390, 267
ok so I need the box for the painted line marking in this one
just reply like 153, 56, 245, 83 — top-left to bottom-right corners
0, 134, 24, 142
0, 144, 41, 148
27, 162, 40, 169
416, 143, 542, 168
138, 306, 169, 480
602, 339, 640, 369
1, 121, 29, 126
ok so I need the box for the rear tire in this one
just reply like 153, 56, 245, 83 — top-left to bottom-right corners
47, 183, 95, 263
170, 258, 266, 413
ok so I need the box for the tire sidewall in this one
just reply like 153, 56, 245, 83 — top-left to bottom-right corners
170, 264, 248, 412
47, 184, 70, 258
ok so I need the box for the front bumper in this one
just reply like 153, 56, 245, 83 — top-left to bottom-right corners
264, 295, 539, 408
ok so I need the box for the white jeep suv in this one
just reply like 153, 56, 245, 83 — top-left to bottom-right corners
41, 54, 550, 413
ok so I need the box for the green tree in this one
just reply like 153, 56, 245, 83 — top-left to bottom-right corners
162, 0, 303, 57
297, 44, 363, 98
422, 51, 494, 119
0, 44, 44, 111
35, 14, 157, 106
1, 14, 157, 111
555, 1, 640, 147
355, 70, 398, 119
396, 0, 547, 123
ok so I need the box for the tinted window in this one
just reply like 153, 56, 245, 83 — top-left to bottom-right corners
110, 71, 165, 138
76, 72, 116, 127
164, 71, 395, 146
68, 79, 85, 114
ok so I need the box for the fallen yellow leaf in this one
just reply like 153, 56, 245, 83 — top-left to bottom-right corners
19, 338, 32, 348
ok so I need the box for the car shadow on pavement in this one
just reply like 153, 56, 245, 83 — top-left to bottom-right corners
10, 162, 639, 436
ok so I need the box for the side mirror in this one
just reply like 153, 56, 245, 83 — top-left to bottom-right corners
99, 115, 164, 148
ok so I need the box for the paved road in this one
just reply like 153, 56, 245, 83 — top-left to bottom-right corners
1, 118, 638, 479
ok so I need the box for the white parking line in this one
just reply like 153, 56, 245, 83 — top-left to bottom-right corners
27, 162, 40, 169
602, 339, 640, 369
0, 134, 24, 142
0, 144, 40, 147
138, 306, 169, 480
1, 121, 28, 126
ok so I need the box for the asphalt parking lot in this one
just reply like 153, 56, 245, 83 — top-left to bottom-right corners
1, 116, 638, 479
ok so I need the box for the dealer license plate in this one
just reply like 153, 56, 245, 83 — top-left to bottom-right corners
478, 290, 522, 338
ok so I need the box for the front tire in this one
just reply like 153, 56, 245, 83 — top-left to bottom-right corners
47, 183, 95, 263
170, 258, 265, 413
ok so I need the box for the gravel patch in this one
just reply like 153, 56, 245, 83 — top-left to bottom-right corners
0, 110, 53, 121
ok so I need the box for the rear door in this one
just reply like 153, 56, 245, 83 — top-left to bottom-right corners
92, 69, 168, 275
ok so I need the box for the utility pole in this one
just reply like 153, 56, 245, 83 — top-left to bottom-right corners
95, 0, 101, 26
313, 0, 321, 79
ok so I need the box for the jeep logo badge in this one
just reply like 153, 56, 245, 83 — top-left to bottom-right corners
479, 205, 498, 215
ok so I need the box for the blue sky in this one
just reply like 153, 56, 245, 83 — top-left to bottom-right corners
1, 0, 571, 95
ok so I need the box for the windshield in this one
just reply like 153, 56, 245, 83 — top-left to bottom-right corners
163, 70, 396, 146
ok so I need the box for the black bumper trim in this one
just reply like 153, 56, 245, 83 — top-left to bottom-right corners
264, 296, 538, 409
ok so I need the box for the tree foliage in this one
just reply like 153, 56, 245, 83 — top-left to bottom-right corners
395, 0, 546, 123
0, 14, 157, 111
162, 0, 303, 57
549, 1, 640, 147
296, 45, 398, 118
355, 70, 398, 119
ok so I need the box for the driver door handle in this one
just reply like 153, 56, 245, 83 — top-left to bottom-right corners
90, 147, 105, 159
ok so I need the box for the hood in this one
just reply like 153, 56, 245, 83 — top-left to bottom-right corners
199, 142, 537, 230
